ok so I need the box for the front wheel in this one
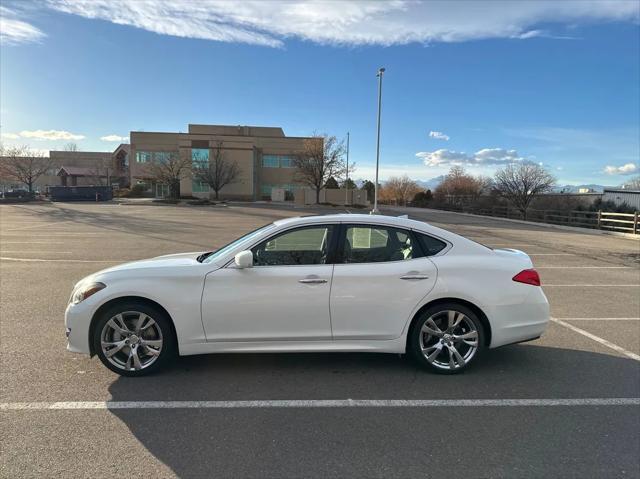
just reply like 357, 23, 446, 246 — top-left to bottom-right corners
93, 301, 176, 377
409, 303, 485, 374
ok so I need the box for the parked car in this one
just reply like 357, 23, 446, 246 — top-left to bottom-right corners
65, 214, 549, 376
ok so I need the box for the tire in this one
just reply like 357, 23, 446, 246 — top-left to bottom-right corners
93, 301, 176, 377
408, 302, 485, 374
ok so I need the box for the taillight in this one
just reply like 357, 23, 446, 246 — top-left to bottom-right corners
512, 269, 541, 286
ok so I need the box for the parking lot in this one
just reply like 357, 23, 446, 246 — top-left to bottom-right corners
1, 201, 639, 478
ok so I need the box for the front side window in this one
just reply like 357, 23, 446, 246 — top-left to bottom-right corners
341, 225, 415, 263
252, 226, 333, 266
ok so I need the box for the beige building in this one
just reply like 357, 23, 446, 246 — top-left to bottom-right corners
130, 124, 315, 200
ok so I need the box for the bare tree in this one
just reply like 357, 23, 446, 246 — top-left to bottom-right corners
494, 163, 555, 220
623, 176, 640, 190
434, 166, 489, 205
193, 142, 241, 200
142, 151, 191, 199
0, 145, 54, 193
63, 143, 78, 152
293, 134, 350, 204
380, 175, 420, 205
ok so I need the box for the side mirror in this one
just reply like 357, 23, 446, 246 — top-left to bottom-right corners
234, 250, 254, 269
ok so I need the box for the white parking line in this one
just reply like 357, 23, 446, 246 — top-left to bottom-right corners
0, 251, 74, 254
0, 257, 116, 263
544, 284, 640, 287
1, 398, 638, 411
528, 253, 574, 256
536, 266, 631, 269
551, 318, 640, 361
557, 318, 640, 321
0, 241, 65, 244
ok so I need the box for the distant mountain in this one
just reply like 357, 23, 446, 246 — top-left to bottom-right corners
416, 176, 446, 191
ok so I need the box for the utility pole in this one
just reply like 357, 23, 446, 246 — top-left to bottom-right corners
345, 132, 350, 205
372, 67, 385, 214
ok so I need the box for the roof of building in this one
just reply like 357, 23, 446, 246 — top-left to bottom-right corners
57, 166, 103, 176
603, 188, 640, 194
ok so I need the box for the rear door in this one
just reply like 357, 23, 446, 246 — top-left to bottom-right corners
329, 224, 438, 340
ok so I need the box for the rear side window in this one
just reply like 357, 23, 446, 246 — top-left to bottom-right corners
341, 225, 416, 263
416, 233, 447, 256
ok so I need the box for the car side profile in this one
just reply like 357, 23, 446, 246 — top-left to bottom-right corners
65, 214, 549, 376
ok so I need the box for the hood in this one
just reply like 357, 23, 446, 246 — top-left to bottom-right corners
94, 251, 205, 275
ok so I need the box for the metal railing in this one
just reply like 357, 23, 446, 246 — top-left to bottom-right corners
429, 204, 639, 235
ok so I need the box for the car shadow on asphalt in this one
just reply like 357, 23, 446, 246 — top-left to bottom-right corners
107, 345, 640, 478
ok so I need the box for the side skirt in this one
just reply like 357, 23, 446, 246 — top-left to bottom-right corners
178, 338, 406, 356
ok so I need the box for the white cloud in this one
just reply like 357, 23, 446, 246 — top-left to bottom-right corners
18, 129, 85, 141
417, 147, 525, 167
45, 0, 639, 47
0, 7, 46, 46
100, 134, 128, 142
1, 132, 20, 139
604, 163, 637, 176
428, 131, 450, 141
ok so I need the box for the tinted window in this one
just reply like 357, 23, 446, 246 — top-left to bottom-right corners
252, 226, 333, 266
417, 233, 447, 256
342, 225, 415, 263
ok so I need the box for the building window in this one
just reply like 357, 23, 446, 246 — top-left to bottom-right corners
262, 154, 296, 168
136, 151, 152, 163
192, 148, 209, 168
280, 156, 295, 168
192, 180, 210, 193
153, 151, 172, 163
262, 155, 279, 168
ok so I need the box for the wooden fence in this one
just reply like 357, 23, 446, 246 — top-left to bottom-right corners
432, 205, 639, 235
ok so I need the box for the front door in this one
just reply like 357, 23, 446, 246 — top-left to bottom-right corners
201, 224, 336, 341
330, 224, 437, 340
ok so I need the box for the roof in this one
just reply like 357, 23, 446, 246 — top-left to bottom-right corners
57, 166, 103, 176
603, 189, 640, 194
273, 214, 430, 230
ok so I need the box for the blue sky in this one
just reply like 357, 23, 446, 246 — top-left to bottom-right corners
1, 0, 639, 185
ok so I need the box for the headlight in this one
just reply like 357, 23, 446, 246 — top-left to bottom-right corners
71, 282, 106, 304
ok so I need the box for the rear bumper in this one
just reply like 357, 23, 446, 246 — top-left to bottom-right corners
488, 287, 550, 348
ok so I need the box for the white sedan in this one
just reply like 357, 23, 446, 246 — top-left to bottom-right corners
65, 214, 549, 376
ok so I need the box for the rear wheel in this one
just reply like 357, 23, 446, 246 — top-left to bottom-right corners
93, 301, 176, 377
409, 303, 484, 374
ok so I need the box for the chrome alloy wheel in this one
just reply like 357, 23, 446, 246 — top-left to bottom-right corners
419, 310, 479, 371
100, 311, 163, 371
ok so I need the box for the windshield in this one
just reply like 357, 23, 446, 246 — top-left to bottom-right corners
201, 223, 275, 264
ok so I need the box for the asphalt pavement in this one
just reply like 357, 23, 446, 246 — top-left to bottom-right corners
1, 201, 639, 478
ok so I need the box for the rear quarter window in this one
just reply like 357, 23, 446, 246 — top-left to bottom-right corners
416, 233, 447, 256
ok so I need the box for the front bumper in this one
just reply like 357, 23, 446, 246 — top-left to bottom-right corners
65, 301, 93, 355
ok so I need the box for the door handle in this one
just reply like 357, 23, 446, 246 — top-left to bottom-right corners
298, 278, 328, 284
400, 274, 430, 280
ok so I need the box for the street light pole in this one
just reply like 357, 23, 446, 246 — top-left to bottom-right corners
345, 131, 350, 205
372, 67, 385, 214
